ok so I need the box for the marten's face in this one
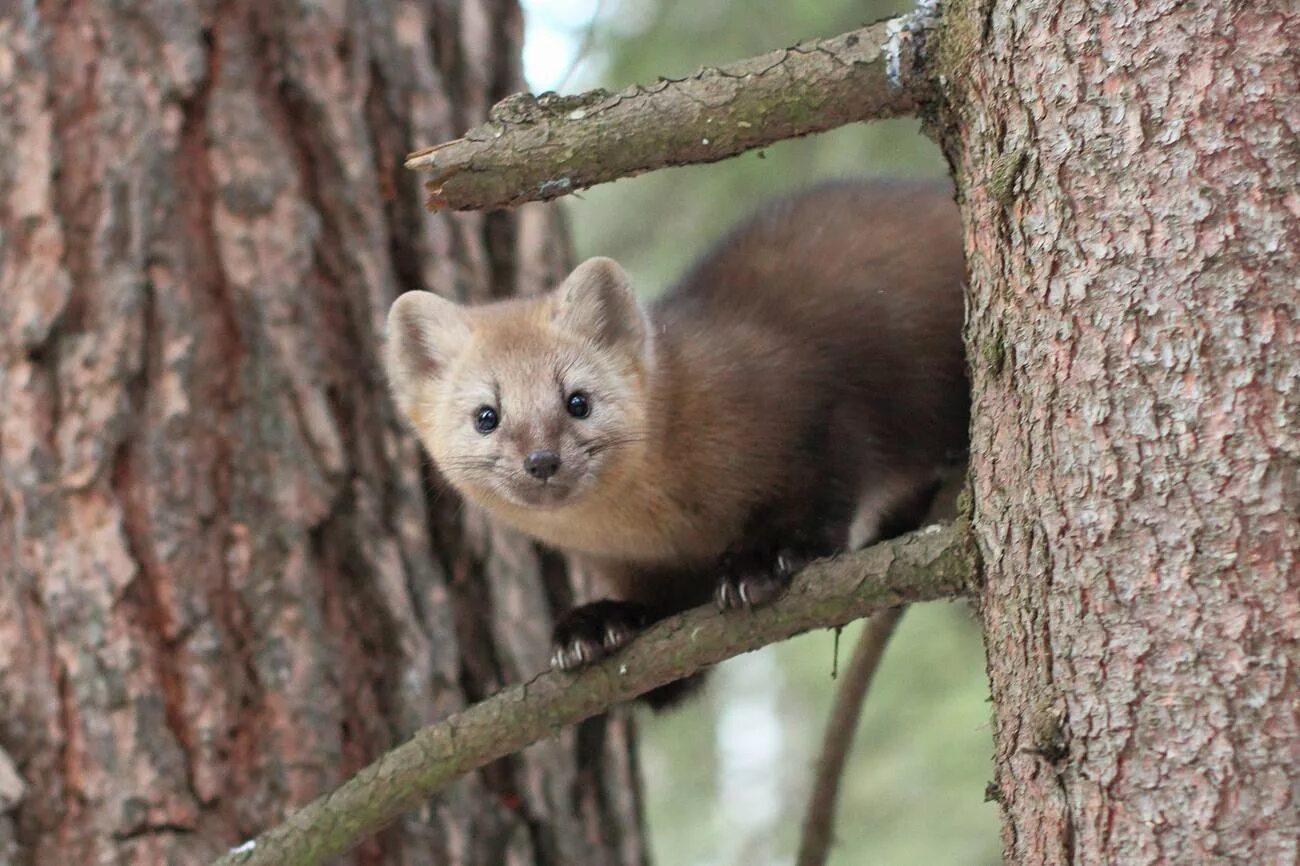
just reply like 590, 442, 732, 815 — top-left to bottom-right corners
385, 258, 652, 511
428, 334, 648, 508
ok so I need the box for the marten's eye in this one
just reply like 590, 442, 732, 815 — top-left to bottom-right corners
566, 391, 591, 419
474, 406, 499, 434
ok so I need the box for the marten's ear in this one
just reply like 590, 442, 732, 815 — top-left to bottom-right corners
553, 257, 649, 358
384, 291, 470, 417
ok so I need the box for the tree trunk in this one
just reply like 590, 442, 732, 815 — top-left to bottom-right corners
937, 0, 1297, 862
0, 3, 645, 864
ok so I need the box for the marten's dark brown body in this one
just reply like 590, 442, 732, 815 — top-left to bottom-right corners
385, 178, 968, 708
626, 179, 966, 602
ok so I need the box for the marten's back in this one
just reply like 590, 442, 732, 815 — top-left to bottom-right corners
652, 178, 968, 478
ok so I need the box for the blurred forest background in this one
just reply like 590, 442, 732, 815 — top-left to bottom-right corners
521, 2, 999, 865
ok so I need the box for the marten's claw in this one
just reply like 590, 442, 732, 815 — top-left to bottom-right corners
715, 544, 808, 612
550, 600, 650, 672
715, 568, 788, 611
774, 548, 810, 579
603, 621, 637, 651
551, 639, 601, 672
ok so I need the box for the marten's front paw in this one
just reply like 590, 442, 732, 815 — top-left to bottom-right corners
550, 600, 651, 672
714, 548, 805, 611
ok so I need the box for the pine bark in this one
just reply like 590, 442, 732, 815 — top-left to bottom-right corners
0, 3, 644, 865
937, 0, 1299, 862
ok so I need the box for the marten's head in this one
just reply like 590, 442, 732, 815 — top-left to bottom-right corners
385, 257, 653, 511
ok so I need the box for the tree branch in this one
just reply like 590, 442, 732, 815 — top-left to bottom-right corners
405, 6, 941, 211
212, 521, 973, 866
796, 605, 907, 866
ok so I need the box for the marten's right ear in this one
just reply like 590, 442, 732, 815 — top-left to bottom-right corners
553, 257, 649, 359
384, 291, 470, 417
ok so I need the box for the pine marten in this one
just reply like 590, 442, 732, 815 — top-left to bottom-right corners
385, 178, 968, 707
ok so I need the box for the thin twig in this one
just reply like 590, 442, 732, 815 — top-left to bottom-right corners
211, 522, 972, 866
796, 606, 907, 866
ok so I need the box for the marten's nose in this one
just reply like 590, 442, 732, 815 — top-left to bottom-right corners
524, 449, 561, 480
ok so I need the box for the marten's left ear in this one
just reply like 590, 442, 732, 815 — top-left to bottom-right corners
553, 257, 649, 358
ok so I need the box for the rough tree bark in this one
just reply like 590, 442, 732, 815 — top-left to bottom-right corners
936, 0, 1298, 863
0, 3, 644, 865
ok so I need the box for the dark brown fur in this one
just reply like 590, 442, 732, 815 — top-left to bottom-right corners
609, 182, 962, 574
562, 179, 968, 706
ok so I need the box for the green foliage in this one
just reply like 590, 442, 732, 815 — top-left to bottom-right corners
640, 606, 1000, 866
564, 0, 948, 294
552, 1, 998, 863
